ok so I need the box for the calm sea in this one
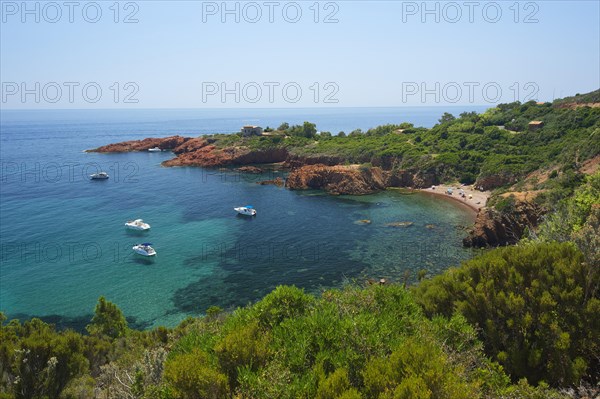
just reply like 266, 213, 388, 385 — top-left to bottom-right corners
0, 106, 485, 329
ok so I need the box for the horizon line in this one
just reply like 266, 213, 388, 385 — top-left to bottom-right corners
0, 104, 496, 112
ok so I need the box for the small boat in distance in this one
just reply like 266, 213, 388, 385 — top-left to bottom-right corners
234, 205, 257, 216
133, 243, 156, 257
148, 147, 162, 152
125, 219, 151, 231
90, 172, 109, 180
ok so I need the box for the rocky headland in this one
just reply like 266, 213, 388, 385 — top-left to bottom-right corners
89, 135, 191, 153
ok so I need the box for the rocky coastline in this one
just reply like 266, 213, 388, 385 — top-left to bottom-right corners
88, 136, 543, 248
463, 202, 543, 247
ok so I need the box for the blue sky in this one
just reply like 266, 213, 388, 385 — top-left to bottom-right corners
1, 0, 598, 108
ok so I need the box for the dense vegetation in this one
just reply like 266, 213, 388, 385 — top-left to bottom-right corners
214, 95, 599, 188
553, 89, 600, 107
3, 277, 595, 399
2, 92, 598, 398
415, 242, 598, 386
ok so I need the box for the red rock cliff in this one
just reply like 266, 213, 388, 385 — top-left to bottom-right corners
88, 136, 288, 168
463, 201, 543, 247
286, 164, 386, 195
162, 146, 288, 168
88, 136, 190, 152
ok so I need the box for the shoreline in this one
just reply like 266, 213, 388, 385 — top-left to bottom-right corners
414, 185, 489, 215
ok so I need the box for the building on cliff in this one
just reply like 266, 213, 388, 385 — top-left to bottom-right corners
241, 125, 263, 136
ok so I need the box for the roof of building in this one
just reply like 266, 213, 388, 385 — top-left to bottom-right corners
529, 120, 544, 125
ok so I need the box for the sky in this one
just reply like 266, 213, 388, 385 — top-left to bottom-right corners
1, 0, 599, 108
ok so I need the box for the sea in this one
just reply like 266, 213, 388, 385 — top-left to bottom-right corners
0, 106, 487, 330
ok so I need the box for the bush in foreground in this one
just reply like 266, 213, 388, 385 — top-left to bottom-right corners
414, 241, 600, 386
2, 242, 597, 397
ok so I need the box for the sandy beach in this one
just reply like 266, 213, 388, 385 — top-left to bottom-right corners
417, 184, 490, 214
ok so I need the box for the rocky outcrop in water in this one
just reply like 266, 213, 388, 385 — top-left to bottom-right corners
237, 166, 264, 174
89, 136, 288, 168
286, 164, 386, 195
161, 145, 227, 167
258, 177, 285, 187
88, 135, 190, 153
386, 221, 414, 228
463, 201, 544, 247
161, 146, 288, 168
172, 137, 210, 154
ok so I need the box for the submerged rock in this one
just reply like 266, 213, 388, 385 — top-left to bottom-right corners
385, 221, 414, 228
237, 166, 264, 174
258, 177, 285, 187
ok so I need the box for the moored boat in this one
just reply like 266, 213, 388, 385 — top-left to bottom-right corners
125, 219, 151, 231
90, 172, 109, 180
132, 243, 156, 257
234, 205, 257, 216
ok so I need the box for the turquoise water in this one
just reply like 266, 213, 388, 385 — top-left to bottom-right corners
0, 108, 481, 329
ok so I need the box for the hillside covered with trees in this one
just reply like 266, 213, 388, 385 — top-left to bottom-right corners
215, 91, 599, 191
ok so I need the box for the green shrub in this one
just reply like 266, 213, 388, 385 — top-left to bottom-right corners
414, 242, 599, 386
0, 318, 89, 399
315, 368, 356, 399
362, 337, 477, 399
214, 321, 270, 386
86, 296, 128, 339
251, 285, 314, 329
164, 349, 228, 399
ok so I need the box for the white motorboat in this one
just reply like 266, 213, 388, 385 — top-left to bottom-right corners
148, 147, 162, 152
125, 219, 151, 231
132, 243, 156, 257
90, 172, 109, 180
234, 205, 256, 216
